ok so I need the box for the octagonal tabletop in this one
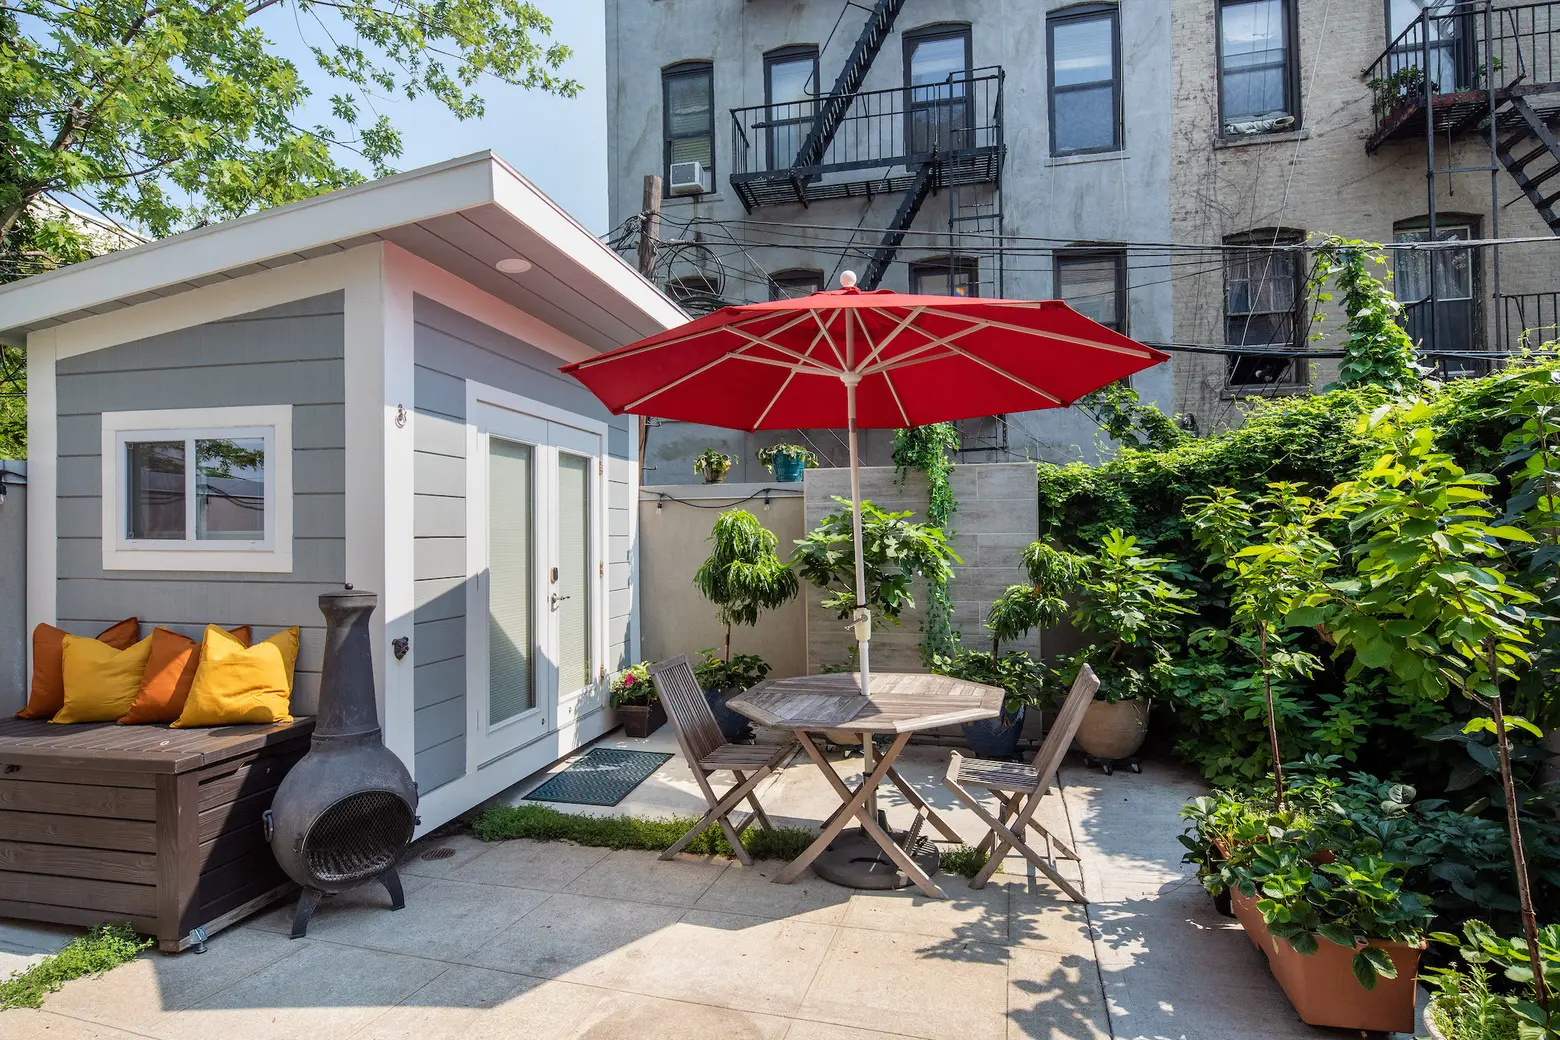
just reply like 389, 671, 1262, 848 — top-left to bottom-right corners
728, 672, 1004, 734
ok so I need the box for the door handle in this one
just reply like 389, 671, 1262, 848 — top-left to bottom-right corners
551, 592, 571, 609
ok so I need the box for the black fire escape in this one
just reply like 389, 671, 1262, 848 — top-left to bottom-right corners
729, 0, 1006, 292
1365, 1, 1560, 366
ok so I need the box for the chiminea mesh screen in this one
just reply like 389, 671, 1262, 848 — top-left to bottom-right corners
301, 790, 416, 885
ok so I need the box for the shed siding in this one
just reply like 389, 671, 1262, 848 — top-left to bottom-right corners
412, 296, 633, 793
53, 293, 347, 715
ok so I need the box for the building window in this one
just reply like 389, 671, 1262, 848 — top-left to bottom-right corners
1048, 5, 1120, 156
1386, 1, 1471, 96
663, 61, 714, 194
1224, 231, 1305, 386
770, 268, 824, 300
1394, 221, 1478, 377
1055, 250, 1127, 332
1218, 0, 1299, 133
911, 256, 979, 297
904, 23, 973, 155
101, 405, 293, 572
765, 46, 818, 173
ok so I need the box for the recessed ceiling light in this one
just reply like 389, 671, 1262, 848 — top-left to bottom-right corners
495, 257, 532, 274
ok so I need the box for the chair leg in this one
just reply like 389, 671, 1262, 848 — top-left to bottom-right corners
733, 769, 775, 831
661, 767, 771, 862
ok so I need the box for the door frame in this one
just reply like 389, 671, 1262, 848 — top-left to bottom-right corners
464, 380, 608, 768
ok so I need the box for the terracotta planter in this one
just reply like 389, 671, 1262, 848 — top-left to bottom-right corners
1075, 698, 1149, 760
617, 701, 666, 738
1229, 886, 1423, 1033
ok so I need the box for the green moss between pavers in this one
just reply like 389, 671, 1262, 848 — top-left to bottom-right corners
472, 803, 818, 861
0, 925, 151, 1011
473, 804, 1001, 879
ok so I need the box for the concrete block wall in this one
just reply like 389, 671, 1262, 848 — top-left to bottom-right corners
803, 462, 1039, 674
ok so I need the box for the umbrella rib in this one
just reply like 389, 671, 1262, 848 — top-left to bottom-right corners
570, 309, 817, 369
918, 308, 1157, 358
857, 307, 925, 370
881, 368, 911, 427
726, 326, 842, 374
937, 341, 1066, 405
618, 344, 815, 411
810, 308, 847, 370
751, 320, 834, 429
859, 323, 987, 375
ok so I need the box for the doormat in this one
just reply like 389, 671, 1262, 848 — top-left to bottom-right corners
525, 749, 674, 807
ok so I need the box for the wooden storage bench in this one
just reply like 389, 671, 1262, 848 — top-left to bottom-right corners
0, 716, 314, 952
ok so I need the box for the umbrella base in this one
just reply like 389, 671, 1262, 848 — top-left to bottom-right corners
811, 827, 940, 891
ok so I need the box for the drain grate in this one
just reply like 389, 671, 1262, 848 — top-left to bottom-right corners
420, 846, 457, 861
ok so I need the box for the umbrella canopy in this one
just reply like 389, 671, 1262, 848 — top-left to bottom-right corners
561, 273, 1170, 695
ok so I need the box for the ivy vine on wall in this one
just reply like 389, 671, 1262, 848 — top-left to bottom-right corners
892, 422, 961, 664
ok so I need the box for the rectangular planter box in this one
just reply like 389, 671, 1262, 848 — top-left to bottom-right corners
1229, 887, 1422, 1034
0, 716, 313, 952
617, 701, 666, 739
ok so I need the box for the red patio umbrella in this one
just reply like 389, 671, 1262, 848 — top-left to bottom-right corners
561, 272, 1169, 694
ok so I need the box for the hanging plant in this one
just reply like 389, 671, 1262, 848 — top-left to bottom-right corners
892, 422, 961, 664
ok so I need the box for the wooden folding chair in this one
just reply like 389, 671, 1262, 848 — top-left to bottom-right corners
943, 664, 1100, 899
647, 656, 798, 866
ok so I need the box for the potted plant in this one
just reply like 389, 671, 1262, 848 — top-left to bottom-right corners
611, 663, 664, 738
757, 443, 818, 483
932, 645, 1047, 758
1423, 920, 1560, 1039
694, 448, 732, 484
692, 508, 799, 663
1028, 531, 1191, 768
693, 649, 770, 740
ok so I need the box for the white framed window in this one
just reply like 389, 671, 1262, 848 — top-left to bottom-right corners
100, 405, 293, 572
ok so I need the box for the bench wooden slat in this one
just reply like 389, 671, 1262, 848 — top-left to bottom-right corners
0, 778, 158, 820
0, 869, 157, 918
0, 840, 157, 884
0, 809, 157, 852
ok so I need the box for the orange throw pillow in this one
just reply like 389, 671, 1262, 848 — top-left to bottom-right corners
118, 625, 253, 725
16, 618, 139, 720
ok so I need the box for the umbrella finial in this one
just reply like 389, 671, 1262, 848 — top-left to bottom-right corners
839, 271, 858, 290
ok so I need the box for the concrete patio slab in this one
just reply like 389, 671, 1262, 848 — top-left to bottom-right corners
0, 921, 80, 981
1, 739, 1428, 1040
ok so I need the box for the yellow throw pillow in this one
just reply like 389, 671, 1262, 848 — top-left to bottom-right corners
52, 634, 156, 724
172, 625, 299, 728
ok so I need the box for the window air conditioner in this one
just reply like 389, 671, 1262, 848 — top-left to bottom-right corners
669, 161, 707, 196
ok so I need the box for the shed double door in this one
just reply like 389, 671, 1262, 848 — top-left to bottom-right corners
468, 394, 603, 766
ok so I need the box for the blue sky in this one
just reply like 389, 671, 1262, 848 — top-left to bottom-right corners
254, 0, 608, 234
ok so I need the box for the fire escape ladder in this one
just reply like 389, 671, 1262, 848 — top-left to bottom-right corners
791, 0, 909, 172
1497, 95, 1560, 235
861, 160, 937, 290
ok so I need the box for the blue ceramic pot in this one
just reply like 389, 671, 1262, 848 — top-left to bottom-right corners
961, 703, 1026, 759
771, 454, 806, 482
705, 687, 754, 740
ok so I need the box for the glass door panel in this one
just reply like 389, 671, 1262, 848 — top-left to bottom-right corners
555, 451, 592, 698
487, 438, 535, 728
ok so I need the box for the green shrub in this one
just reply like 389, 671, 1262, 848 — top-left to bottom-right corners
471, 803, 815, 861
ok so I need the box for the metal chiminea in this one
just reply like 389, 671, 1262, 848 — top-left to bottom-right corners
265, 588, 418, 938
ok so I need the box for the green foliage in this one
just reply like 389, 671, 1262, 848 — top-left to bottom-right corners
692, 509, 798, 660
756, 443, 818, 471
1429, 921, 1560, 1039
931, 646, 1049, 716
940, 844, 992, 880
694, 449, 732, 480
0, 924, 150, 1009
1075, 378, 1186, 451
792, 496, 960, 626
692, 649, 770, 693
1309, 238, 1423, 394
471, 803, 815, 862
1425, 962, 1521, 1040
0, 0, 576, 253
892, 423, 960, 663
609, 662, 656, 707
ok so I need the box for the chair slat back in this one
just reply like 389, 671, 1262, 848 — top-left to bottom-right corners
1027, 664, 1100, 792
649, 655, 725, 765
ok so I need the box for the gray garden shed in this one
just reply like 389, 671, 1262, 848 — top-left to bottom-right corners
0, 152, 683, 832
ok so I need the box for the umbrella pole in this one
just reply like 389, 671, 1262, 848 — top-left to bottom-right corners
845, 376, 871, 702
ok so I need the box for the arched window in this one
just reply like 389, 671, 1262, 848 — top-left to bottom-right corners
663, 61, 714, 194
770, 268, 824, 301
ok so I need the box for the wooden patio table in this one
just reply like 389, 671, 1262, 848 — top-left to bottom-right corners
727, 671, 1004, 899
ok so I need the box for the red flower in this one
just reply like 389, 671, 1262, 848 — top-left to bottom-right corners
622, 674, 638, 686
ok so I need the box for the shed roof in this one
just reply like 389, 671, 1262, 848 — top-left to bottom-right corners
0, 152, 685, 350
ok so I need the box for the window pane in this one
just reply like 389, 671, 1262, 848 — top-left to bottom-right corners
667, 73, 711, 136
669, 135, 713, 167
908, 34, 968, 87
768, 56, 814, 104
126, 441, 186, 540
1225, 239, 1301, 384
1221, 0, 1290, 121
195, 437, 265, 541
1054, 84, 1116, 153
1052, 17, 1113, 87
488, 438, 535, 725
1057, 256, 1121, 329
771, 271, 823, 300
912, 262, 977, 297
